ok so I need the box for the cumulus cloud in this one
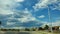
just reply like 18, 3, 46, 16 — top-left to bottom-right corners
0, 0, 13, 15
51, 21, 60, 26
17, 8, 37, 22
0, 0, 60, 28
41, 20, 60, 28
15, 0, 24, 2
6, 22, 16, 26
42, 20, 60, 27
0, 9, 14, 15
33, 0, 60, 11
33, 0, 48, 10
1, 7, 40, 27
38, 15, 45, 18
0, 0, 21, 15
18, 17, 36, 23
51, 4, 60, 10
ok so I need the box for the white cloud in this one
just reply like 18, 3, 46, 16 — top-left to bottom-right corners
0, 0, 16, 8
51, 21, 60, 26
0, 0, 21, 15
3, 8, 37, 23
15, 0, 24, 2
18, 17, 36, 23
12, 27, 25, 29
42, 21, 60, 27
6, 22, 16, 25
0, 0, 14, 15
38, 15, 45, 18
33, 0, 49, 10
23, 8, 30, 13
1, 26, 4, 28
33, 0, 59, 11
0, 9, 14, 15
50, 3, 60, 10
1, 0, 60, 28
17, 8, 36, 22
0, 0, 42, 28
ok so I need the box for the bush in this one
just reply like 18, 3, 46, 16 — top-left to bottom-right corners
25, 28, 30, 31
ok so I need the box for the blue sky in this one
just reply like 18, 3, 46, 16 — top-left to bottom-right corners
0, 0, 60, 29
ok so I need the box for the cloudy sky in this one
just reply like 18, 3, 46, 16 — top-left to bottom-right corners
0, 0, 60, 29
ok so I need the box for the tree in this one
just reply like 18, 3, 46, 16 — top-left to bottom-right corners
25, 28, 30, 31
38, 27, 43, 30
32, 28, 36, 31
44, 25, 49, 30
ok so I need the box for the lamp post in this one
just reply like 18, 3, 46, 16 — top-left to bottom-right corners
47, 6, 53, 32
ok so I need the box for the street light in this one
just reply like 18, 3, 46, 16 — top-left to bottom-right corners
47, 6, 53, 32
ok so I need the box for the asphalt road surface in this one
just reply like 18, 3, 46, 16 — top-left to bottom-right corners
0, 31, 60, 34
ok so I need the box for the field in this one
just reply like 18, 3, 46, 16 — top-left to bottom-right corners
0, 31, 60, 34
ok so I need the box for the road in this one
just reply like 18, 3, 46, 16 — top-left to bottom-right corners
0, 31, 60, 34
